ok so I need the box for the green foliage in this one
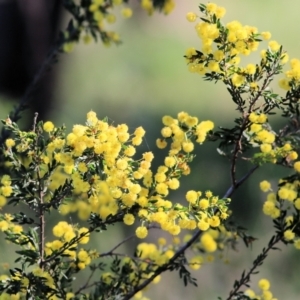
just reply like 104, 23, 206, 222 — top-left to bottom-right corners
0, 1, 300, 300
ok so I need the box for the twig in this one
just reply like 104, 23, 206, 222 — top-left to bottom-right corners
32, 112, 39, 133
122, 166, 259, 300
0, 44, 60, 146
102, 233, 137, 255
37, 163, 45, 269
11, 46, 59, 123
226, 233, 282, 300
75, 267, 97, 296
224, 165, 259, 198
102, 224, 160, 256
122, 228, 202, 300
229, 70, 276, 186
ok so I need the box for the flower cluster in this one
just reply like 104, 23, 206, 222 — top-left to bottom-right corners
184, 2, 289, 92
244, 278, 277, 300
62, 0, 176, 52
187, 224, 240, 269
260, 175, 300, 250
279, 58, 300, 91
0, 109, 232, 298
157, 111, 214, 151
0, 214, 23, 238
246, 112, 298, 165
0, 175, 12, 208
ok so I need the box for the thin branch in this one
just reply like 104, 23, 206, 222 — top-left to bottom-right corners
102, 233, 137, 255
11, 46, 59, 122
122, 166, 259, 300
101, 224, 160, 256
229, 69, 277, 186
224, 164, 259, 198
37, 162, 45, 269
75, 252, 159, 296
226, 233, 282, 300
122, 229, 202, 300
0, 45, 60, 146
75, 267, 97, 296
41, 230, 91, 266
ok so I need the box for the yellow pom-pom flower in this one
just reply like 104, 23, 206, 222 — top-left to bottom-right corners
43, 121, 55, 132
136, 226, 148, 239
260, 180, 271, 192
261, 31, 271, 40
5, 138, 15, 148
121, 8, 133, 18
189, 256, 203, 270
186, 190, 198, 204
268, 40, 280, 52
123, 213, 135, 225
293, 161, 300, 172
186, 12, 197, 22
258, 278, 270, 291
284, 229, 295, 241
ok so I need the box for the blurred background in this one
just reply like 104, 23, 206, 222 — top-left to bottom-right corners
0, 0, 300, 299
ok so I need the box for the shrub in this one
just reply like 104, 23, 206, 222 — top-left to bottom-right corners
0, 1, 300, 299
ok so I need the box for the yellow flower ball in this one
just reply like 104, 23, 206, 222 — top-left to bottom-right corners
248, 112, 258, 123
258, 278, 270, 291
260, 144, 272, 153
164, 156, 176, 167
201, 233, 217, 252
161, 126, 172, 138
268, 40, 280, 52
156, 138, 167, 149
260, 180, 271, 192
209, 216, 220, 227
124, 145, 136, 157
106, 14, 116, 24
257, 114, 267, 124
280, 52, 289, 64
278, 78, 291, 91
5, 138, 15, 148
199, 199, 209, 209
136, 226, 148, 239
232, 74, 245, 87
0, 195, 7, 207
1, 186, 12, 197
261, 31, 271, 40
43, 121, 55, 132
186, 190, 198, 204
121, 8, 133, 18
123, 213, 135, 225
294, 198, 300, 210
244, 289, 256, 298
167, 178, 179, 190
206, 3, 217, 14
198, 220, 210, 231
215, 6, 226, 19
294, 239, 300, 249
245, 63, 256, 75
186, 12, 197, 22
294, 161, 300, 172
189, 256, 203, 270
182, 142, 194, 153
284, 229, 295, 241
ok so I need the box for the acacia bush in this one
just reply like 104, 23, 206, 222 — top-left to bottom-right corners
0, 1, 300, 299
